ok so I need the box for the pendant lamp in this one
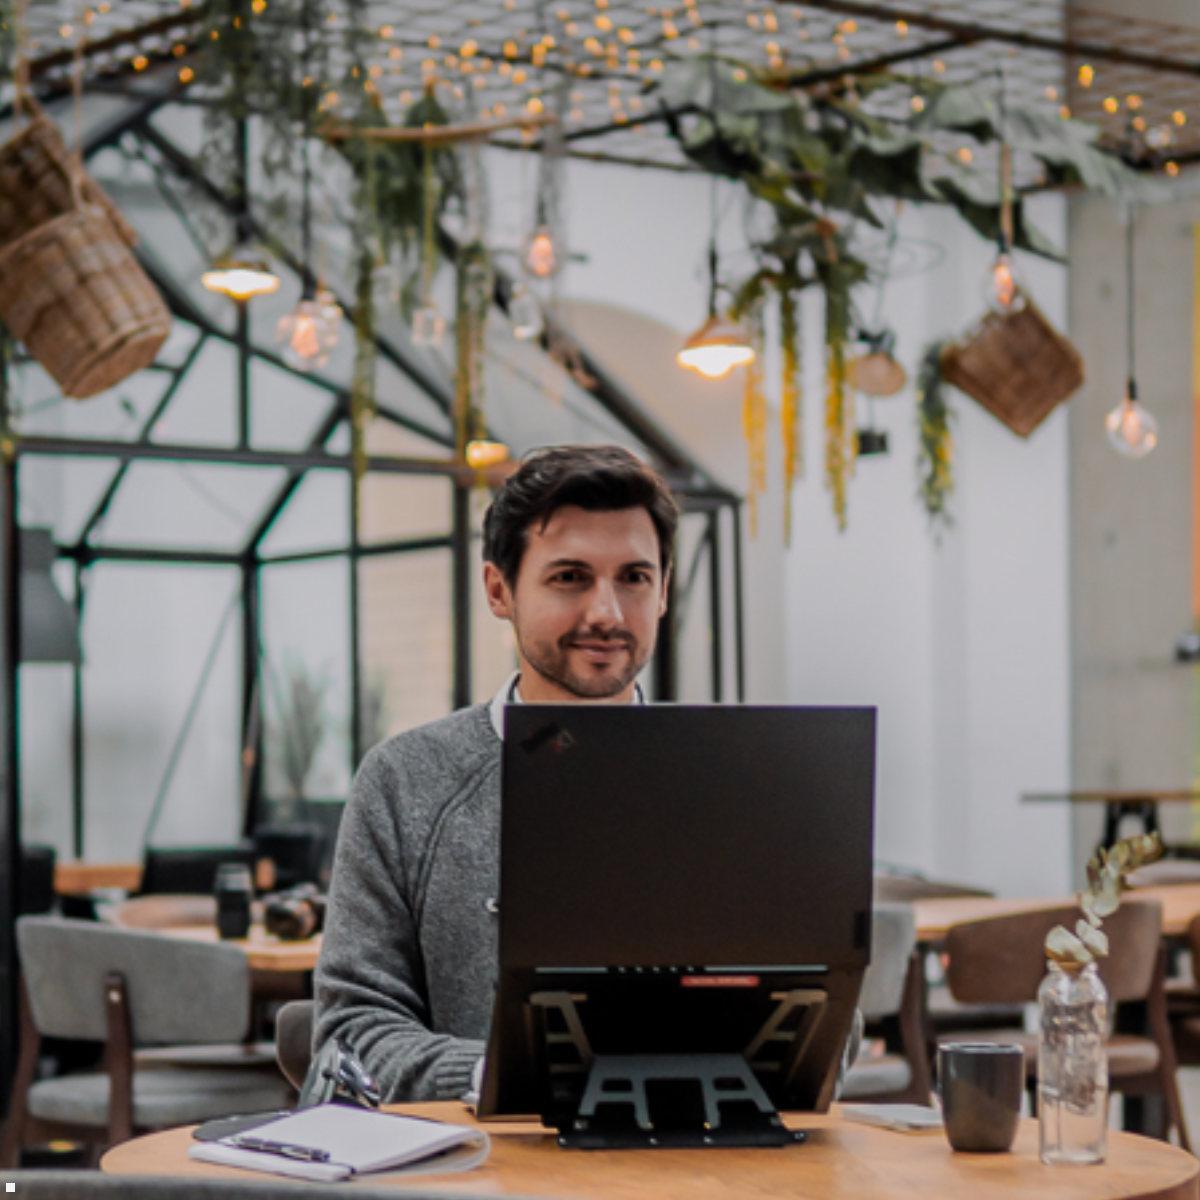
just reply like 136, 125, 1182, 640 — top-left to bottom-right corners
1105, 208, 1158, 459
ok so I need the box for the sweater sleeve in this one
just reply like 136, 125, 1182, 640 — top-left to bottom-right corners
313, 745, 485, 1102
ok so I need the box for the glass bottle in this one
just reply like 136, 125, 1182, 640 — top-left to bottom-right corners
1037, 960, 1108, 1165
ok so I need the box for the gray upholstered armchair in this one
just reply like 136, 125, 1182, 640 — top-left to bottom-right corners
0, 916, 293, 1166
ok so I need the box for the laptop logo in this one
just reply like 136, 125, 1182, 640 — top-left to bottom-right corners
519, 723, 576, 755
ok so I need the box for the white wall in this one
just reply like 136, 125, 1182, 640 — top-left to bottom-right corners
482, 148, 1073, 895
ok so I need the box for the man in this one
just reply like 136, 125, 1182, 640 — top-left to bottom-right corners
313, 444, 678, 1101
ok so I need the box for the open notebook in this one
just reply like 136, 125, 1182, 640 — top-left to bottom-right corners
188, 1104, 491, 1182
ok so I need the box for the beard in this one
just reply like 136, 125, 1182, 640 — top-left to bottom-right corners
517, 625, 649, 700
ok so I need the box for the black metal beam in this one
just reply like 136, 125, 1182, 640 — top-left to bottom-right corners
0, 407, 18, 1120
58, 543, 243, 567
240, 557, 263, 835
653, 563, 678, 702
260, 534, 452, 566
15, 433, 478, 481
797, 0, 1200, 79
451, 484, 471, 710
71, 563, 87, 857
707, 510, 723, 703
784, 34, 971, 88
731, 502, 746, 704
348, 473, 363, 772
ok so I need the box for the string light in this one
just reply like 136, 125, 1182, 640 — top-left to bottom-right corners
1078, 64, 1095, 87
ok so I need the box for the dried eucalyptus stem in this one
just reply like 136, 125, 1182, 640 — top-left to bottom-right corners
1044, 832, 1163, 968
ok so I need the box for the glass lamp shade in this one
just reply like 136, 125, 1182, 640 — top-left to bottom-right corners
984, 251, 1025, 314
524, 225, 560, 279
1105, 387, 1158, 458
275, 288, 342, 371
465, 439, 511, 469
201, 243, 281, 301
675, 314, 756, 380
509, 285, 544, 341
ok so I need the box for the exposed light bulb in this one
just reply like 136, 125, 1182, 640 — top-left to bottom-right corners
524, 224, 559, 278
411, 303, 447, 347
1105, 384, 1158, 458
275, 288, 342, 370
509, 284, 543, 340
985, 250, 1024, 313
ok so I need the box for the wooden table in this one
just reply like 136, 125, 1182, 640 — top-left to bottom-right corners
53, 859, 143, 895
1023, 790, 1200, 850
165, 923, 322, 974
100, 1102, 1200, 1198
913, 884, 1200, 944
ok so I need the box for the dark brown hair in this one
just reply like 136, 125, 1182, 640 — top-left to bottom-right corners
482, 444, 679, 586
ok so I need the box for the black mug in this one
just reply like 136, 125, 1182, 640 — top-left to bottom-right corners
214, 861, 253, 940
938, 1041, 1024, 1152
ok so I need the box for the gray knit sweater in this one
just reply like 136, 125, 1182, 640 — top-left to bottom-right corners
313, 702, 499, 1102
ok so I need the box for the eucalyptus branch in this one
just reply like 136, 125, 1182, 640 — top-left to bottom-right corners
1045, 832, 1164, 968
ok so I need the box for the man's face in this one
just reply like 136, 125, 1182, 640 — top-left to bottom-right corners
483, 504, 669, 703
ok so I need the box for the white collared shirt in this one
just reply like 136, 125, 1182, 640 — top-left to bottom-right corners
488, 670, 646, 740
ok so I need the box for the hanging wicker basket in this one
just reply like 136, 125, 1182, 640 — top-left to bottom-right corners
940, 293, 1083, 438
0, 110, 136, 250
0, 108, 170, 399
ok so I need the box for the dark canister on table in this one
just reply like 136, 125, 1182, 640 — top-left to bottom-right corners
214, 861, 253, 940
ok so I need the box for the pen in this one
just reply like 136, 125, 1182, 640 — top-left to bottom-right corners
227, 1135, 331, 1163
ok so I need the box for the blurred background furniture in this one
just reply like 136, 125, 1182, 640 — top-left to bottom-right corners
19, 844, 57, 916
0, 916, 293, 1167
139, 843, 258, 896
840, 903, 931, 1104
937, 900, 1188, 1149
273, 999, 314, 1091
251, 824, 324, 892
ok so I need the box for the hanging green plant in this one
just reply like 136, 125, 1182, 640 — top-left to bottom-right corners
916, 341, 954, 528
454, 239, 492, 458
657, 56, 1143, 532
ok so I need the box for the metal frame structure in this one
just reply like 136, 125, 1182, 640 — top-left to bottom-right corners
0, 81, 745, 1111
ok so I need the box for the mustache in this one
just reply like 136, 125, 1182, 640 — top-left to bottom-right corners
559, 628, 635, 649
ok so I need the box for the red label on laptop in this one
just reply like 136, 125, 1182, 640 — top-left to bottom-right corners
680, 975, 760, 988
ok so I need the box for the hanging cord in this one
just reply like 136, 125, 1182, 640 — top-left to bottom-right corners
299, 0, 314, 296
997, 64, 1014, 254
866, 202, 901, 334
705, 25, 720, 316
1126, 203, 1137, 399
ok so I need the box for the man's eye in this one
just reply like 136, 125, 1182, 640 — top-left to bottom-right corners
551, 570, 584, 584
624, 570, 652, 585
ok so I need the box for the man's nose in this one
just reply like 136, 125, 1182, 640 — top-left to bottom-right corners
584, 580, 623, 629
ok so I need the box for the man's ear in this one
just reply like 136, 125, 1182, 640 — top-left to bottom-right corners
483, 561, 514, 619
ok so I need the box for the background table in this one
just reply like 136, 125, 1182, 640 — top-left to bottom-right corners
165, 923, 321, 974
913, 884, 1200, 943
101, 1102, 1200, 1199
1022, 791, 1200, 850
